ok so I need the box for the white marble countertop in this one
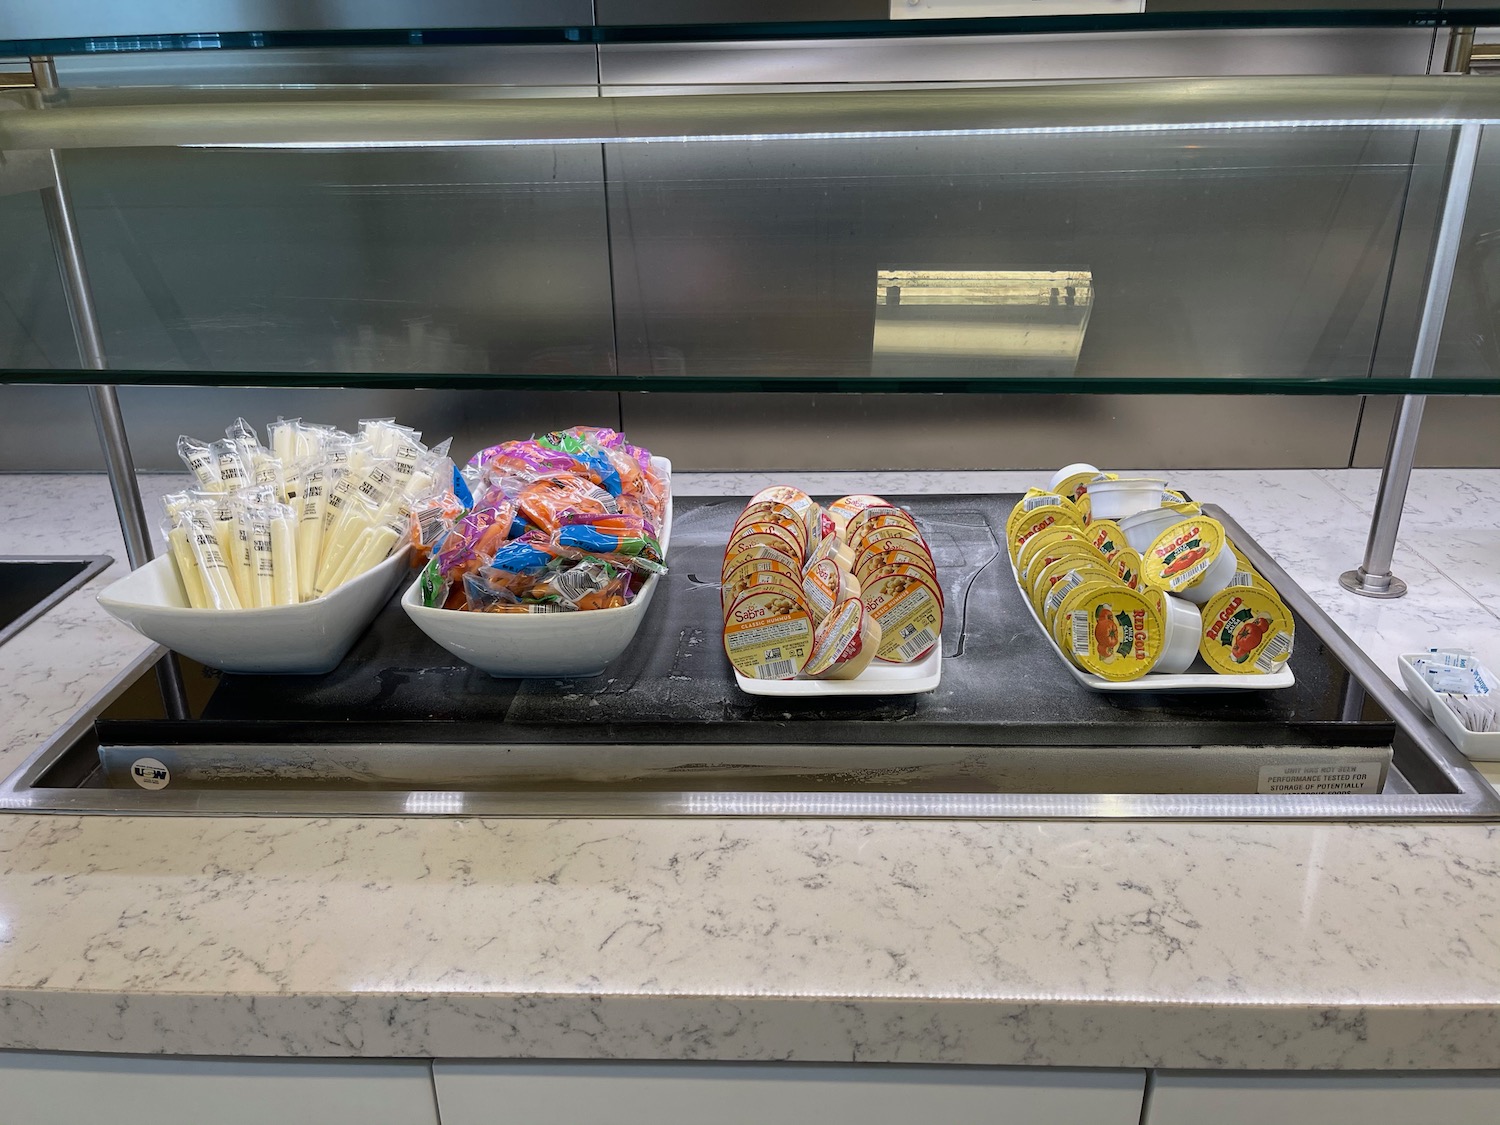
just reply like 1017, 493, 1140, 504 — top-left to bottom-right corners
0, 468, 1498, 1068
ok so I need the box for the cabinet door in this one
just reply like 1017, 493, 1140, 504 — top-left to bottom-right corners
1146, 1071, 1500, 1125
0, 1052, 438, 1125
434, 1061, 1145, 1125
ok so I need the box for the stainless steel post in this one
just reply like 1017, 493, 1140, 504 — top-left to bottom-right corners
29, 57, 191, 720
1341, 123, 1484, 600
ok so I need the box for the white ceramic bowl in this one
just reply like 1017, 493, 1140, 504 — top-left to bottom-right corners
1399, 653, 1500, 761
402, 459, 673, 679
97, 547, 411, 674
1154, 593, 1204, 675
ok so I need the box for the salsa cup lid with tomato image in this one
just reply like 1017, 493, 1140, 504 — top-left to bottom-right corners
1142, 516, 1234, 604
1016, 526, 1085, 579
1198, 585, 1295, 676
1112, 546, 1144, 590
1041, 563, 1120, 627
1008, 504, 1083, 562
1030, 554, 1112, 619
1053, 581, 1164, 682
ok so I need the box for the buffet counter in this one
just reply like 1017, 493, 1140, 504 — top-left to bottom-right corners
1, 470, 1498, 1069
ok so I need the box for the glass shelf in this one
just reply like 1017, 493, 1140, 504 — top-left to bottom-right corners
4, 7, 1500, 59
3, 77, 1499, 396
6, 370, 1499, 395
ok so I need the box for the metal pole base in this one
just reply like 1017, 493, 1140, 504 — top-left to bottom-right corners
1339, 568, 1409, 600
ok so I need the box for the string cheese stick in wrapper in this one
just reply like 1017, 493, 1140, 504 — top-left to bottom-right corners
248, 508, 276, 609
181, 506, 242, 610
295, 463, 328, 602
314, 484, 383, 597
267, 417, 300, 467
166, 524, 209, 608
268, 502, 300, 607
176, 436, 222, 492
210, 437, 250, 494
161, 494, 209, 609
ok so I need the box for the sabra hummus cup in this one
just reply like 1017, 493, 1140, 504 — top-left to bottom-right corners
732, 502, 808, 557
1084, 478, 1167, 521
1118, 506, 1183, 554
723, 587, 815, 680
748, 486, 820, 544
1199, 586, 1294, 676
722, 569, 804, 617
828, 494, 890, 536
1143, 516, 1235, 605
860, 521, 928, 557
727, 523, 804, 567
802, 557, 861, 622
861, 567, 943, 664
731, 509, 807, 556
857, 540, 937, 588
803, 597, 882, 680
722, 541, 800, 582
1054, 581, 1164, 682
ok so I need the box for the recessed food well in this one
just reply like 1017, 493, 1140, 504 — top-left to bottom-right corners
0, 501, 1493, 821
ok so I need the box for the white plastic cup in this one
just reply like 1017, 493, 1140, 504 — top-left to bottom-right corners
1119, 506, 1183, 553
1047, 462, 1100, 494
1085, 478, 1168, 521
1154, 594, 1204, 675
1174, 546, 1236, 606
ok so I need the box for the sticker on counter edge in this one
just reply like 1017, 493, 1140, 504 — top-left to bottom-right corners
130, 757, 171, 791
1256, 761, 1382, 795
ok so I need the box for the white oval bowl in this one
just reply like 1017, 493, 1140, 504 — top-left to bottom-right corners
97, 546, 411, 675
402, 458, 672, 679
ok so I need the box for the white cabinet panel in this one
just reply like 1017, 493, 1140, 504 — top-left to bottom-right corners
0, 1052, 437, 1125
434, 1061, 1144, 1125
1147, 1071, 1500, 1125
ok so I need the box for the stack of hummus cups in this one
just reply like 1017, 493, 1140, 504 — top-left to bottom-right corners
1011, 465, 1294, 681
722, 488, 943, 681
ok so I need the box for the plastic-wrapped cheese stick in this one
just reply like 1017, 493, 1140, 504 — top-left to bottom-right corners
321, 458, 395, 569
211, 437, 250, 493
295, 464, 327, 601
177, 436, 222, 492
314, 502, 376, 598
269, 503, 300, 606
166, 523, 209, 608
249, 509, 275, 609
327, 516, 403, 593
267, 418, 300, 466
183, 507, 242, 610
230, 506, 257, 607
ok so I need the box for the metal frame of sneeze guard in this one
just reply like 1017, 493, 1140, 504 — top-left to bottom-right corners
3, 70, 1499, 631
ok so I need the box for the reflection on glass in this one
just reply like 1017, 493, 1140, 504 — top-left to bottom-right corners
872, 267, 1093, 378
